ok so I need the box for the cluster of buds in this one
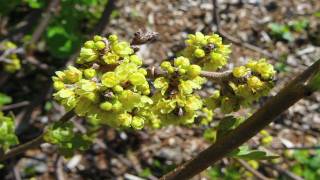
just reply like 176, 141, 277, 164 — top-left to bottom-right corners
182, 32, 231, 71
0, 112, 19, 152
0, 41, 21, 73
148, 56, 209, 126
53, 35, 152, 130
206, 59, 276, 113
52, 33, 276, 131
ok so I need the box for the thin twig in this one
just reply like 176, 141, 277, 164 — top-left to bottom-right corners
211, 0, 277, 60
55, 155, 65, 180
0, 9, 42, 42
219, 30, 277, 60
0, 48, 24, 65
11, 162, 22, 180
0, 47, 24, 60
262, 162, 304, 180
147, 66, 232, 81
273, 145, 320, 150
0, 110, 75, 162
2, 101, 30, 111
0, 47, 50, 72
28, 0, 60, 46
236, 159, 270, 180
92, 0, 116, 35
160, 59, 319, 179
200, 70, 232, 81
212, 0, 220, 31
67, 0, 116, 65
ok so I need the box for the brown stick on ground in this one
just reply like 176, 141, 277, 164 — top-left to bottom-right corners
212, 0, 277, 60
160, 59, 320, 180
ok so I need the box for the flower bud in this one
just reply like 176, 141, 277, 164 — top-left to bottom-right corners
233, 66, 249, 78
108, 34, 118, 43
84, 40, 95, 49
84, 92, 98, 102
194, 48, 205, 58
178, 68, 186, 75
131, 116, 144, 130
138, 68, 147, 75
112, 101, 122, 111
95, 41, 106, 50
247, 76, 263, 90
262, 136, 273, 145
103, 53, 119, 64
53, 81, 65, 90
129, 55, 142, 65
113, 85, 123, 93
118, 113, 132, 127
64, 68, 82, 83
100, 101, 113, 111
84, 68, 96, 79
210, 52, 223, 62
174, 57, 190, 68
93, 35, 103, 42
187, 64, 201, 78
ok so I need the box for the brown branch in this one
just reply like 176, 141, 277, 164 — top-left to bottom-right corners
200, 70, 232, 81
131, 29, 159, 45
160, 59, 320, 180
28, 0, 60, 47
0, 110, 75, 162
92, 0, 116, 35
147, 66, 232, 81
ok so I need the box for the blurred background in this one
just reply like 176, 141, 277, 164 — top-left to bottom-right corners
0, 0, 319, 179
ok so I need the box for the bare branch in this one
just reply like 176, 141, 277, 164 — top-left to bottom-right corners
200, 70, 232, 81
147, 66, 232, 82
160, 59, 320, 180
